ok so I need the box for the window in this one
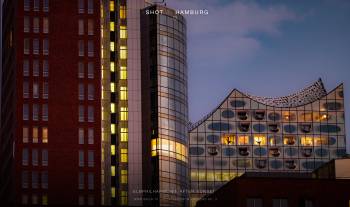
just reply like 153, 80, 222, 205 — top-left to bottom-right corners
32, 171, 39, 189
121, 170, 127, 184
273, 199, 288, 207
78, 62, 84, 78
247, 198, 263, 207
42, 104, 48, 121
33, 17, 39, 33
33, 59, 39, 76
88, 84, 94, 100
22, 149, 29, 166
120, 107, 128, 121
43, 82, 49, 99
23, 81, 29, 98
43, 39, 49, 55
33, 39, 39, 54
43, 60, 49, 77
120, 26, 127, 39
42, 127, 48, 143
32, 149, 38, 166
88, 173, 94, 190
33, 82, 39, 98
23, 127, 29, 143
43, 0, 49, 12
22, 195, 29, 204
41, 171, 48, 189
120, 86, 127, 100
79, 40, 84, 56
33, 127, 39, 143
120, 128, 128, 142
120, 67, 127, 79
109, 1, 115, 11
120, 46, 127, 59
87, 0, 93, 14
87, 62, 94, 78
88, 19, 94, 35
110, 22, 115, 32
79, 105, 84, 122
88, 195, 94, 205
120, 6, 126, 19
110, 41, 115, 51
24, 0, 30, 11
79, 172, 84, 189
23, 60, 30, 76
79, 196, 85, 205
79, 20, 84, 35
79, 84, 84, 100
120, 149, 127, 163
88, 151, 94, 167
32, 195, 38, 205
79, 129, 84, 144
42, 149, 48, 166
34, 0, 39, 11
24, 38, 30, 54
88, 106, 94, 122
303, 199, 314, 207
22, 171, 29, 188
88, 41, 94, 57
43, 17, 49, 33
79, 150, 84, 167
78, 0, 84, 13
23, 104, 29, 120
88, 128, 94, 144
24, 16, 30, 32
32, 104, 39, 120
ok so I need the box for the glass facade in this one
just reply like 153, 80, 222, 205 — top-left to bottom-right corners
189, 80, 346, 206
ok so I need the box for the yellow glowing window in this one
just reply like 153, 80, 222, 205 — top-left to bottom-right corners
111, 187, 116, 198
110, 42, 115, 51
121, 196, 127, 205
238, 136, 250, 145
110, 62, 115, 72
121, 149, 128, 163
314, 137, 328, 146
269, 137, 278, 145
111, 166, 115, 176
33, 127, 39, 143
120, 70, 127, 80
42, 195, 48, 205
109, 1, 115, 11
120, 107, 128, 121
120, 86, 127, 100
121, 170, 128, 184
284, 136, 296, 145
221, 134, 235, 145
42, 127, 48, 143
111, 103, 115, 113
120, 128, 128, 142
111, 124, 116, 134
120, 26, 127, 39
120, 46, 127, 59
120, 6, 126, 19
111, 145, 115, 155
110, 22, 115, 31
110, 83, 115, 92
254, 135, 266, 145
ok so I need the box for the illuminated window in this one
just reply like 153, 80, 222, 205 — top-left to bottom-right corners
33, 127, 39, 143
120, 107, 128, 121
110, 83, 115, 92
120, 128, 128, 142
42, 127, 48, 143
284, 136, 296, 145
120, 46, 127, 59
221, 134, 235, 145
110, 22, 115, 32
111, 145, 115, 155
238, 136, 250, 145
111, 103, 116, 113
151, 139, 157, 156
110, 1, 115, 11
23, 127, 29, 143
120, 6, 126, 19
110, 62, 115, 72
314, 137, 328, 146
111, 166, 115, 176
111, 187, 116, 198
120, 26, 127, 39
120, 86, 127, 100
110, 42, 115, 51
254, 135, 266, 145
120, 70, 127, 80
121, 149, 128, 163
121, 170, 127, 184
111, 124, 116, 134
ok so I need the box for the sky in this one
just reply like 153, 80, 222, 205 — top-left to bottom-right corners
166, 0, 350, 152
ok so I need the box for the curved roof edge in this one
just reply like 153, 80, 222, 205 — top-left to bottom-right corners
189, 79, 342, 132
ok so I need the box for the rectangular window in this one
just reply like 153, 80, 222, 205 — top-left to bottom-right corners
43, 82, 49, 99
22, 149, 29, 166
78, 0, 84, 13
78, 62, 84, 78
88, 41, 94, 57
88, 62, 94, 78
120, 107, 128, 121
88, 150, 94, 167
88, 173, 94, 190
32, 104, 39, 120
110, 42, 115, 51
109, 1, 114, 11
79, 172, 84, 189
79, 196, 84, 205
120, 86, 127, 100
120, 149, 128, 163
88, 84, 94, 100
273, 199, 288, 207
79, 105, 84, 122
43, 60, 49, 77
247, 198, 263, 207
79, 20, 84, 35
43, 39, 49, 55
23, 81, 29, 98
23, 104, 29, 120
42, 104, 48, 121
23, 60, 30, 76
22, 195, 29, 205
32, 149, 38, 166
120, 46, 127, 59
33, 59, 39, 76
33, 127, 39, 143
88, 195, 94, 206
43, 0, 49, 12
43, 17, 49, 33
121, 170, 127, 184
120, 6, 126, 19
24, 38, 30, 54
88, 19, 94, 35
22, 171, 29, 188
79, 128, 84, 144
24, 0, 30, 11
42, 149, 48, 166
23, 127, 29, 143
33, 0, 39, 11
32, 171, 38, 189
79, 150, 84, 167
41, 171, 48, 189
79, 40, 84, 56
120, 26, 127, 39
88, 106, 94, 122
79, 84, 84, 100
88, 128, 94, 144
120, 128, 128, 142
42, 127, 48, 143
110, 22, 115, 32
33, 83, 39, 98
33, 17, 39, 33
24, 16, 30, 32
33, 39, 39, 54
87, 0, 93, 14
32, 195, 38, 205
